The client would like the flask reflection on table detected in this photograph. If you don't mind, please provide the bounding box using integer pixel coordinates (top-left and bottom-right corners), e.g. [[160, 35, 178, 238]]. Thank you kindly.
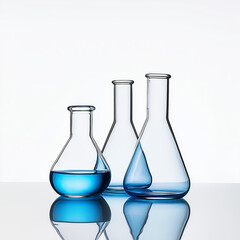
[[49, 196, 111, 240], [103, 193, 131, 240], [123, 198, 190, 240]]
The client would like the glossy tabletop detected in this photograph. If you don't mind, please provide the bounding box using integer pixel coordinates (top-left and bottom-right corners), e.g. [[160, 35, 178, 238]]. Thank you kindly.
[[0, 183, 239, 239]]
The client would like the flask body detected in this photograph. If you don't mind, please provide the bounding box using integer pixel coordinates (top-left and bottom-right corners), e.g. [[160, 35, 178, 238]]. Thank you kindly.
[[50, 105, 111, 198], [103, 80, 138, 193], [124, 74, 190, 199]]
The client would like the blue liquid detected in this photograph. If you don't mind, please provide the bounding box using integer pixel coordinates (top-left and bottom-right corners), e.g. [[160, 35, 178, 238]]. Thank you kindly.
[[50, 170, 111, 198], [124, 182, 189, 199], [124, 144, 152, 189], [124, 144, 189, 199]]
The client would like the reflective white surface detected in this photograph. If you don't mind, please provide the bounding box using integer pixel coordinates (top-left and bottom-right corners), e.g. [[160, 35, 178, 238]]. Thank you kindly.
[[0, 183, 239, 239]]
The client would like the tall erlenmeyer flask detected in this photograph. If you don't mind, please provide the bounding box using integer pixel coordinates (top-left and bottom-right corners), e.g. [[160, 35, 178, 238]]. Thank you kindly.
[[50, 196, 111, 240], [102, 80, 138, 193], [50, 105, 111, 198], [124, 74, 190, 199]]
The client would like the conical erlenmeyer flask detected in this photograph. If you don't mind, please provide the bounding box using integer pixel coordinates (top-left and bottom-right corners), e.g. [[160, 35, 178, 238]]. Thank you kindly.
[[50, 196, 111, 240], [123, 198, 190, 240], [124, 74, 190, 199], [50, 105, 111, 198], [102, 80, 138, 193]]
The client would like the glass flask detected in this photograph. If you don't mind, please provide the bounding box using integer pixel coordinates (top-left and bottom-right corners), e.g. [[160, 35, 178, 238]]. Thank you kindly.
[[102, 80, 138, 193], [102, 194, 131, 239], [50, 196, 111, 240], [124, 73, 190, 199], [123, 198, 190, 240], [50, 105, 111, 198]]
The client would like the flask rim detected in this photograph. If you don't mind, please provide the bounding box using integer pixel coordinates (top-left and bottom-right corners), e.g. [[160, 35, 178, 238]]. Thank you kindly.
[[112, 80, 134, 85], [145, 73, 171, 79], [67, 105, 96, 112]]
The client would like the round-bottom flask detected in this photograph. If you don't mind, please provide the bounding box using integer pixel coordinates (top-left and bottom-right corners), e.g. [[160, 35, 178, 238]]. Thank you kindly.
[[50, 105, 111, 198]]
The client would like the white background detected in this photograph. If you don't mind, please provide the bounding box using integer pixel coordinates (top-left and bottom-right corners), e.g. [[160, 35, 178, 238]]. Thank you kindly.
[[0, 0, 239, 182]]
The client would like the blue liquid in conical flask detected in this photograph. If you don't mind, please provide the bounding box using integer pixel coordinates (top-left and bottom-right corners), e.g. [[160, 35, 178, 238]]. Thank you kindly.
[[124, 144, 152, 190], [124, 144, 189, 199], [50, 170, 111, 198]]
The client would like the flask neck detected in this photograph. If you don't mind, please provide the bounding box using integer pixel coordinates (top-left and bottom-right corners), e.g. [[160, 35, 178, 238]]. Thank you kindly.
[[113, 81, 134, 122], [147, 77, 170, 120], [70, 112, 92, 137]]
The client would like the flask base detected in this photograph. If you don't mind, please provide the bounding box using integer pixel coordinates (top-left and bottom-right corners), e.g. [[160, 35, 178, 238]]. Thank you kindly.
[[124, 189, 188, 199], [124, 181, 190, 199], [105, 185, 126, 194]]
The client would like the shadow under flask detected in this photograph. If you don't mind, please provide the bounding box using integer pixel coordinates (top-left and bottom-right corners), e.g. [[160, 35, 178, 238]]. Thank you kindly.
[[124, 74, 190, 199], [102, 80, 138, 193], [50, 105, 111, 198]]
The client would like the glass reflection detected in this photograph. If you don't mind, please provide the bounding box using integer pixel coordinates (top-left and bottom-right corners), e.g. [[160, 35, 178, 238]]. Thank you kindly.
[[102, 193, 131, 240], [50, 196, 111, 240], [123, 198, 190, 240]]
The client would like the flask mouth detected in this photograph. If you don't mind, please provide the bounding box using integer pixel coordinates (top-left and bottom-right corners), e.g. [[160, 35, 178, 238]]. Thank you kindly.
[[67, 105, 96, 112], [112, 80, 134, 85], [145, 73, 171, 79]]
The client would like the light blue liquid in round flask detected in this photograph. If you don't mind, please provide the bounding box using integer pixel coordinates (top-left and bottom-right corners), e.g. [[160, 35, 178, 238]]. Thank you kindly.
[[124, 74, 190, 199], [50, 170, 110, 197], [50, 105, 111, 198]]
